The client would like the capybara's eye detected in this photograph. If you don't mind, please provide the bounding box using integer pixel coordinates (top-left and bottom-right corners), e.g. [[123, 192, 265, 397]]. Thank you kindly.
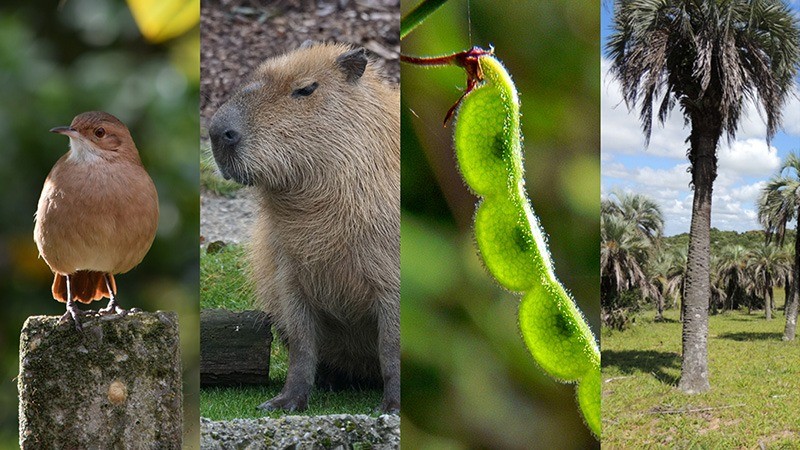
[[292, 82, 319, 98]]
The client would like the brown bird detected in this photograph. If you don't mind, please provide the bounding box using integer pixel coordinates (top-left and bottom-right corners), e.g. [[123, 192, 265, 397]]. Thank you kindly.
[[34, 111, 159, 330]]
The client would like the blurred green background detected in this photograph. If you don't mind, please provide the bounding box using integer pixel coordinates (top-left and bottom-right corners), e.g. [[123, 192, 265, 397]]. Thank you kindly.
[[0, 0, 199, 447], [400, 0, 600, 447]]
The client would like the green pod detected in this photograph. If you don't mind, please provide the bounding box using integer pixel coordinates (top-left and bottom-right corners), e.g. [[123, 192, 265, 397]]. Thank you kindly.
[[454, 56, 524, 197], [474, 193, 552, 292], [424, 49, 601, 438], [577, 367, 601, 437], [519, 280, 599, 382]]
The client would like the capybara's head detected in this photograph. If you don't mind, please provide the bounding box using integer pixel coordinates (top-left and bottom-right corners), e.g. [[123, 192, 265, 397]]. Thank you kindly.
[[209, 42, 381, 190]]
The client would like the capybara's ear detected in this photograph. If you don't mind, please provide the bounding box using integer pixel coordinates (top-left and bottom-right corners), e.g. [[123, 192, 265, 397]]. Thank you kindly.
[[335, 48, 367, 83], [299, 40, 314, 49]]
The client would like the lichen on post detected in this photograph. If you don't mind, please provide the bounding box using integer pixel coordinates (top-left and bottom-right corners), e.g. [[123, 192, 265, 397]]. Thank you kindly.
[[18, 311, 182, 449]]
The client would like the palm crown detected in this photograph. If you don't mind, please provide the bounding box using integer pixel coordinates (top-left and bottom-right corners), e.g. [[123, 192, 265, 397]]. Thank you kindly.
[[607, 0, 799, 145]]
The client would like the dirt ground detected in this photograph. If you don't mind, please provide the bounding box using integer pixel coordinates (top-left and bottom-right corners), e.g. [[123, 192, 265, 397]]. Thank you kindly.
[[200, 0, 400, 123], [200, 0, 400, 245]]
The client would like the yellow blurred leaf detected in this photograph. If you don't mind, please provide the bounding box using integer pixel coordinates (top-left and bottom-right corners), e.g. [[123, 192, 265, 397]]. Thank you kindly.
[[127, 0, 199, 43], [170, 27, 200, 84]]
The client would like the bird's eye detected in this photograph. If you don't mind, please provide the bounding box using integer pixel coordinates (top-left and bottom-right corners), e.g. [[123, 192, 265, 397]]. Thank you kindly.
[[94, 127, 106, 138], [292, 82, 319, 98]]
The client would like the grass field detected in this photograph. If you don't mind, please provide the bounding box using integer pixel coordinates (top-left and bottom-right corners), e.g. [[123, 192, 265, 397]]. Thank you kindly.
[[200, 244, 382, 420], [602, 294, 799, 448]]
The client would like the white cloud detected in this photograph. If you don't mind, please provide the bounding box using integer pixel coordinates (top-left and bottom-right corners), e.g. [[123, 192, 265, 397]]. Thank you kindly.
[[729, 181, 767, 203], [718, 139, 780, 178], [782, 89, 800, 136], [602, 161, 765, 235]]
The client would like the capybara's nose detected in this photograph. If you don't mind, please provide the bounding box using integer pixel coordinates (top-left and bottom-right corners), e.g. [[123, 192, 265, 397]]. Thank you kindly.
[[209, 104, 243, 154], [209, 122, 241, 153], [220, 128, 241, 147]]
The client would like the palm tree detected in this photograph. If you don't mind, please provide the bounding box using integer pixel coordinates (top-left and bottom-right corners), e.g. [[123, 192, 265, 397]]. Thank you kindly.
[[666, 245, 689, 319], [646, 252, 672, 321], [758, 152, 800, 339], [715, 245, 750, 312], [747, 243, 791, 320], [600, 213, 655, 316], [603, 192, 665, 245], [607, 0, 800, 393], [709, 262, 728, 316]]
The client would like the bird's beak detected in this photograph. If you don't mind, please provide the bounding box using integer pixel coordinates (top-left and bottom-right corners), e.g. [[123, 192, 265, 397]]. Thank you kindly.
[[49, 126, 78, 138]]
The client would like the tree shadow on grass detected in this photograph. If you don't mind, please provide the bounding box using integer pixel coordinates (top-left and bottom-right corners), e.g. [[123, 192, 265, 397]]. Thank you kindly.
[[716, 331, 783, 341], [653, 317, 680, 324], [602, 350, 680, 386], [724, 316, 758, 322]]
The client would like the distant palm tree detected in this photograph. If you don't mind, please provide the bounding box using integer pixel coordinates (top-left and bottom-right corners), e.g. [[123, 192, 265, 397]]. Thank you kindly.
[[601, 213, 655, 315], [716, 245, 750, 312], [603, 192, 664, 245], [646, 253, 672, 321], [758, 152, 800, 339], [608, 0, 800, 393], [746, 243, 791, 320], [709, 262, 728, 317]]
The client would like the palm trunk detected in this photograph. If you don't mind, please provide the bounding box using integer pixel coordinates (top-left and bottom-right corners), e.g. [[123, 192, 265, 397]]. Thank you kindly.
[[741, 285, 750, 314], [765, 280, 772, 321], [784, 215, 800, 340], [656, 292, 664, 321], [678, 113, 718, 394]]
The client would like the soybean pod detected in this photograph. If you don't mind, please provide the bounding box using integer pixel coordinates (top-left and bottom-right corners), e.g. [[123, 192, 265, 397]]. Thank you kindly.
[[404, 48, 601, 437]]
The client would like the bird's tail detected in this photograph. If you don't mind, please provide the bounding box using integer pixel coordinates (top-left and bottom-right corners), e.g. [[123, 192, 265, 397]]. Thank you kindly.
[[52, 271, 116, 304]]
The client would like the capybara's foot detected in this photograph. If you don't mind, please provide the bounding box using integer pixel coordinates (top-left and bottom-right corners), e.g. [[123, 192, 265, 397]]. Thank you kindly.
[[379, 396, 400, 414], [257, 393, 308, 412]]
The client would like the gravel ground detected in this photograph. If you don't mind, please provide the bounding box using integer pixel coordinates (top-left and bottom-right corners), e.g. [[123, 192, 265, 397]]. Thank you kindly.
[[200, 414, 400, 449], [201, 0, 400, 123], [200, 186, 257, 245]]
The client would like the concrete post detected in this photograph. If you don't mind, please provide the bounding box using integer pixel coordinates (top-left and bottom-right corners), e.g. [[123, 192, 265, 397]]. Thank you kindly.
[[18, 311, 182, 449]]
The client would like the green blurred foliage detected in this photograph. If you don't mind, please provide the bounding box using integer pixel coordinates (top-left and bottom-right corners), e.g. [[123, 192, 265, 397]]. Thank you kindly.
[[667, 228, 785, 252], [0, 0, 199, 447], [401, 0, 599, 448]]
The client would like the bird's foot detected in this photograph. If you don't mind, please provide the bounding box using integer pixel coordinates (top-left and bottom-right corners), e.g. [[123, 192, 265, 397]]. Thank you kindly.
[[59, 305, 85, 332], [98, 298, 129, 317]]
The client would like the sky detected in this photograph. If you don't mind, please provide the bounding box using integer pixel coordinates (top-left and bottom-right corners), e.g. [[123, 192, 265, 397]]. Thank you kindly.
[[601, 2, 800, 236]]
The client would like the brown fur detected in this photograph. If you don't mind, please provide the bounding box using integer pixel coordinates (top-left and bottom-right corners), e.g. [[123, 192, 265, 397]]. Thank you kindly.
[[209, 43, 400, 412]]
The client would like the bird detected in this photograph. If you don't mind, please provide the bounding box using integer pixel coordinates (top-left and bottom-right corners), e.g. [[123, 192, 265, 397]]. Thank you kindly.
[[34, 111, 159, 331]]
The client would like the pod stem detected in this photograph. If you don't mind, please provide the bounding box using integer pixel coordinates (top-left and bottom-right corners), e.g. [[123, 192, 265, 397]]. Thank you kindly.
[[401, 46, 495, 125]]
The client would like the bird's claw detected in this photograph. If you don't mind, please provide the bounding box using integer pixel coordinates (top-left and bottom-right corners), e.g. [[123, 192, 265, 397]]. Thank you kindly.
[[98, 299, 128, 317], [59, 307, 85, 332]]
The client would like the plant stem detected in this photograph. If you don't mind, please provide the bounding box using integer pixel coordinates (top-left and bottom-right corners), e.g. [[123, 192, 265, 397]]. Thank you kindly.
[[400, 0, 449, 40]]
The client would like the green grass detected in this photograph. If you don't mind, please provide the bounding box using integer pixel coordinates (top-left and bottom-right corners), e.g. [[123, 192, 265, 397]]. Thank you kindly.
[[200, 149, 242, 197], [201, 385, 383, 420], [200, 244, 253, 311], [602, 296, 799, 448], [200, 244, 383, 420]]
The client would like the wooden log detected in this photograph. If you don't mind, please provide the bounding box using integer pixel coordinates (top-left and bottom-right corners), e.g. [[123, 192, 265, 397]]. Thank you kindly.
[[18, 311, 182, 449], [200, 309, 272, 386]]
